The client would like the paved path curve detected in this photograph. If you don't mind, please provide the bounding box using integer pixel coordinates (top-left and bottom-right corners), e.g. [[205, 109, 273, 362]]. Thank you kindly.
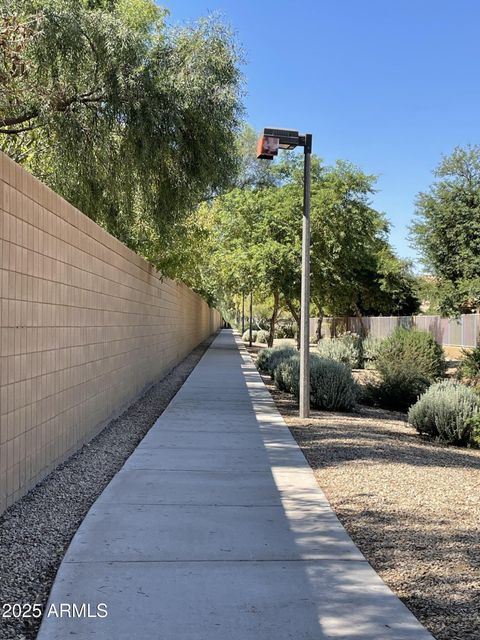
[[38, 330, 433, 639]]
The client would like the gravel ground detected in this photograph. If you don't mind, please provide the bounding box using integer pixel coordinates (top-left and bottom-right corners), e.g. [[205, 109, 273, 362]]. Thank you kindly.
[[248, 346, 480, 640], [0, 335, 216, 640]]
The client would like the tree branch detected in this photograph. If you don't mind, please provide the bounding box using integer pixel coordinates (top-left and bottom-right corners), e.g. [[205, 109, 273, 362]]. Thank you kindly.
[[0, 93, 105, 129]]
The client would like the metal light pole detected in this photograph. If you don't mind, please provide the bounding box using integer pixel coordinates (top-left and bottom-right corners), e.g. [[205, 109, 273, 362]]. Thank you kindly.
[[257, 128, 312, 418], [249, 292, 253, 347], [242, 293, 245, 335], [299, 134, 312, 418]]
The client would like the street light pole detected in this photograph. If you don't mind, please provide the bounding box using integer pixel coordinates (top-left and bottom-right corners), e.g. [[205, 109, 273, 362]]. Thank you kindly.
[[299, 134, 312, 418], [242, 293, 245, 335], [249, 292, 253, 348], [257, 128, 312, 418]]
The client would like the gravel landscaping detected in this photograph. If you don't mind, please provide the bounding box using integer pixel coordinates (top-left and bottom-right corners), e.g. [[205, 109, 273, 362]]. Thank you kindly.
[[252, 352, 480, 640], [0, 335, 216, 640]]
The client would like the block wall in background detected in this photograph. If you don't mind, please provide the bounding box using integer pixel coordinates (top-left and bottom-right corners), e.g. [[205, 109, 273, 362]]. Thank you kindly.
[[0, 151, 221, 513]]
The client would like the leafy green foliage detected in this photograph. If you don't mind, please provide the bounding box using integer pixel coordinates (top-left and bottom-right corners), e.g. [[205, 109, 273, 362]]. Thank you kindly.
[[316, 334, 363, 368], [274, 354, 319, 395], [256, 329, 268, 344], [242, 329, 257, 342], [274, 354, 356, 411], [256, 345, 296, 378], [0, 0, 243, 254], [376, 328, 446, 382], [362, 336, 384, 369], [276, 323, 296, 339], [466, 413, 480, 447], [364, 365, 430, 412], [310, 358, 357, 411], [408, 380, 480, 445], [457, 347, 480, 380], [411, 145, 480, 315]]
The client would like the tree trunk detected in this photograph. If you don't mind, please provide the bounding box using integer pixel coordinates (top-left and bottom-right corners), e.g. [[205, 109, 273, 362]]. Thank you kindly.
[[268, 291, 280, 347], [285, 298, 301, 349], [330, 317, 336, 338], [313, 299, 323, 343], [352, 303, 367, 337], [316, 314, 323, 342]]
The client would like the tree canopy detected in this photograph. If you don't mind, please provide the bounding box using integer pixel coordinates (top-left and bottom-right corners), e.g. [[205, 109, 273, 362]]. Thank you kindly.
[[0, 0, 243, 246], [411, 145, 480, 315], [165, 149, 419, 337]]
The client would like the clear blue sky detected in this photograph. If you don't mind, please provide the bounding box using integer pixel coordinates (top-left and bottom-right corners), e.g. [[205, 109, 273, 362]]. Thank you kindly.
[[164, 0, 479, 264]]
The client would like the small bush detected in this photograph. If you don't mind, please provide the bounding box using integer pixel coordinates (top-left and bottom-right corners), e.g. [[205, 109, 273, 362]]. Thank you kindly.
[[274, 354, 320, 394], [256, 329, 269, 344], [457, 347, 480, 380], [257, 345, 297, 378], [376, 328, 446, 381], [408, 380, 480, 445], [317, 333, 362, 369], [362, 337, 384, 369], [242, 329, 257, 343], [310, 358, 357, 411], [256, 347, 273, 373], [277, 323, 296, 339], [275, 355, 356, 411], [467, 414, 480, 447], [365, 366, 430, 412]]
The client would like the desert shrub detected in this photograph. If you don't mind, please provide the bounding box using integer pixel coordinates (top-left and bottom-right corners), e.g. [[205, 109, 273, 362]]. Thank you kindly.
[[256, 347, 273, 372], [362, 337, 384, 369], [365, 364, 430, 412], [277, 322, 296, 339], [457, 347, 480, 380], [274, 354, 319, 394], [408, 380, 480, 445], [242, 329, 257, 343], [310, 358, 357, 410], [317, 333, 362, 369], [466, 414, 480, 447], [376, 328, 446, 381], [256, 329, 269, 344], [258, 345, 297, 378], [276, 326, 286, 339], [275, 355, 356, 411]]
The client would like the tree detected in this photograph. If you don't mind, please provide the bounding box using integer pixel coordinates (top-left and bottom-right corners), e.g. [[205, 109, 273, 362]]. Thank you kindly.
[[411, 145, 480, 315], [0, 0, 243, 249], [198, 152, 417, 344]]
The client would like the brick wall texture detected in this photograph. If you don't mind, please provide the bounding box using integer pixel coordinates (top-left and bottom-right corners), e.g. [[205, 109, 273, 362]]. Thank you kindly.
[[0, 151, 221, 514]]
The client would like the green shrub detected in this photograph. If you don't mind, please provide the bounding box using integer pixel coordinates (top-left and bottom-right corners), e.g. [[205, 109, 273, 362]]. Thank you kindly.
[[317, 333, 362, 369], [275, 354, 356, 411], [362, 337, 384, 369], [310, 358, 357, 411], [256, 347, 273, 373], [365, 365, 430, 412], [457, 347, 480, 380], [274, 354, 319, 394], [242, 329, 257, 343], [466, 414, 480, 447], [256, 329, 269, 344], [408, 380, 480, 445], [376, 328, 446, 381], [277, 323, 296, 339], [257, 345, 297, 378]]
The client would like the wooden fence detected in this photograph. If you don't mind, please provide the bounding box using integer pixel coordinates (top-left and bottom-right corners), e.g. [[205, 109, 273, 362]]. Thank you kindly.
[[311, 314, 480, 348]]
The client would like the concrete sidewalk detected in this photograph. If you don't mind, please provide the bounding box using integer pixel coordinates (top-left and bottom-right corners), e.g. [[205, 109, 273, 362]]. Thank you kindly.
[[38, 330, 433, 639]]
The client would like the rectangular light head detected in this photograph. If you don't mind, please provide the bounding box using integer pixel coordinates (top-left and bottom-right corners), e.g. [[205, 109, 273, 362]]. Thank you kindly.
[[256, 135, 279, 160], [264, 127, 300, 150], [264, 127, 299, 138]]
